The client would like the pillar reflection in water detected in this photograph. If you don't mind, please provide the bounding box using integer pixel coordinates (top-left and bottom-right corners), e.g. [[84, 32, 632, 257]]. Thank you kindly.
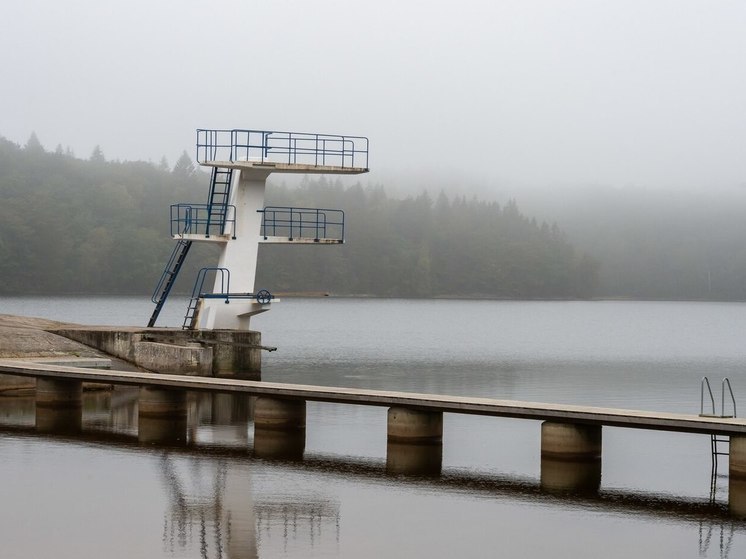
[[540, 421, 602, 494], [190, 393, 253, 446], [138, 387, 187, 445], [253, 397, 305, 460], [540, 457, 602, 494], [386, 442, 442, 476], [35, 378, 82, 434], [0, 395, 35, 427], [386, 407, 443, 476]]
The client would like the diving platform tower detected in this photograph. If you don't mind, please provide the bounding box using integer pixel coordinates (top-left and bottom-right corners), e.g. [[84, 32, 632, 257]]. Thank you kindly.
[[148, 129, 369, 330]]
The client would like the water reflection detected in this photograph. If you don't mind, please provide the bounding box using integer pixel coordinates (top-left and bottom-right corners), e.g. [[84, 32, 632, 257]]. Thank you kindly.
[[160, 455, 257, 558], [386, 441, 442, 476], [255, 500, 340, 554], [540, 457, 602, 495], [700, 520, 737, 558]]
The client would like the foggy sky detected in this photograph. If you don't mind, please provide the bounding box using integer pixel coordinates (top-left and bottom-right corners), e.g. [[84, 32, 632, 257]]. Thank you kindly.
[[2, 0, 745, 190]]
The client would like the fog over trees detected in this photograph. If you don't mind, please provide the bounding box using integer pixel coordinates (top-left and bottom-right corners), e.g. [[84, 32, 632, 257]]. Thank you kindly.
[[1, 135, 745, 301]]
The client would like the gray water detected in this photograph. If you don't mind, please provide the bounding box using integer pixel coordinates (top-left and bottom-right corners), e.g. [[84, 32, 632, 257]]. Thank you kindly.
[[1, 296, 745, 558]]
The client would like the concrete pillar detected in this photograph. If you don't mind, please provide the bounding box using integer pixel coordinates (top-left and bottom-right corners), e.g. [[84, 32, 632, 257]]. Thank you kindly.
[[387, 407, 442, 444], [729, 435, 746, 518], [541, 421, 601, 460], [253, 397, 305, 459], [540, 421, 602, 494], [35, 378, 82, 434], [386, 407, 443, 475], [138, 387, 188, 445], [200, 330, 262, 379]]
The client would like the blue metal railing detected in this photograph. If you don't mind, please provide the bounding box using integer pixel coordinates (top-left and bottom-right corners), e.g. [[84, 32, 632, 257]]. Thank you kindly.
[[183, 267, 231, 329], [196, 129, 369, 170], [260, 206, 345, 242], [170, 204, 236, 238]]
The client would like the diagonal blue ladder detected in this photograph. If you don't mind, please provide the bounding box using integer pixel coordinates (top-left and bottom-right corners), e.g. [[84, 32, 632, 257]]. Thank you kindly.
[[204, 167, 234, 237], [148, 240, 193, 327]]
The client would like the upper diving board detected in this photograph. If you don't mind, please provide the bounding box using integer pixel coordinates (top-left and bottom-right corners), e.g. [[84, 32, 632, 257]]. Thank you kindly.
[[196, 129, 369, 175]]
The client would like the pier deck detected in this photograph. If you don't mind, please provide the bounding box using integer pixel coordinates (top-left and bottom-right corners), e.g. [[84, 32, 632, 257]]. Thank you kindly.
[[1, 359, 744, 436]]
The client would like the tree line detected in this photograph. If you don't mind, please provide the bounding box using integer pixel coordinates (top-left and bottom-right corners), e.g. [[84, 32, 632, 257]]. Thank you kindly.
[[0, 134, 597, 298]]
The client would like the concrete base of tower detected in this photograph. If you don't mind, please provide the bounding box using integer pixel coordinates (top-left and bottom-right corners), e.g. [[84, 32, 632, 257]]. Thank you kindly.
[[51, 327, 264, 378]]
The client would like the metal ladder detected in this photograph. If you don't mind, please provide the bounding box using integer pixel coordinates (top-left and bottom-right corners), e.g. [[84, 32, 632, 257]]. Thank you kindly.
[[148, 239, 193, 327], [700, 377, 737, 501], [205, 167, 233, 237], [182, 268, 230, 330]]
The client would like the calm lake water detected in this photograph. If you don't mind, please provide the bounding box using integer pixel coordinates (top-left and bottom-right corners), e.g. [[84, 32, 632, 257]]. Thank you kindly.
[[1, 296, 745, 558]]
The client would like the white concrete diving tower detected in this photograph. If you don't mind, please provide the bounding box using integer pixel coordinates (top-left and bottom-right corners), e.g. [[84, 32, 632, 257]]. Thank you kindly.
[[148, 129, 368, 331]]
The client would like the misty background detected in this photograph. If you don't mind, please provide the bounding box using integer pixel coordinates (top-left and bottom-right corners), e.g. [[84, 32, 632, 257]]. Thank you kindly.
[[1, 1, 746, 300]]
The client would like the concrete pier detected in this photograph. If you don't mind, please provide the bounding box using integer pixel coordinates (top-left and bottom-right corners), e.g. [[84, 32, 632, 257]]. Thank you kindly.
[[386, 407, 443, 475], [253, 397, 306, 459], [540, 421, 602, 460], [35, 378, 82, 433], [8, 358, 746, 514], [540, 421, 602, 493], [387, 407, 443, 444], [138, 387, 188, 444]]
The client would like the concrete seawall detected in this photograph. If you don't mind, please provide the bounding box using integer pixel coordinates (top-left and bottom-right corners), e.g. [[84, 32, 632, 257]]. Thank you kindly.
[[52, 327, 262, 377], [0, 314, 264, 388]]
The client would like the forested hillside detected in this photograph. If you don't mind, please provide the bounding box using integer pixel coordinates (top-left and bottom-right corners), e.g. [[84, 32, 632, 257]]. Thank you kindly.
[[517, 185, 746, 301], [0, 136, 597, 298]]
